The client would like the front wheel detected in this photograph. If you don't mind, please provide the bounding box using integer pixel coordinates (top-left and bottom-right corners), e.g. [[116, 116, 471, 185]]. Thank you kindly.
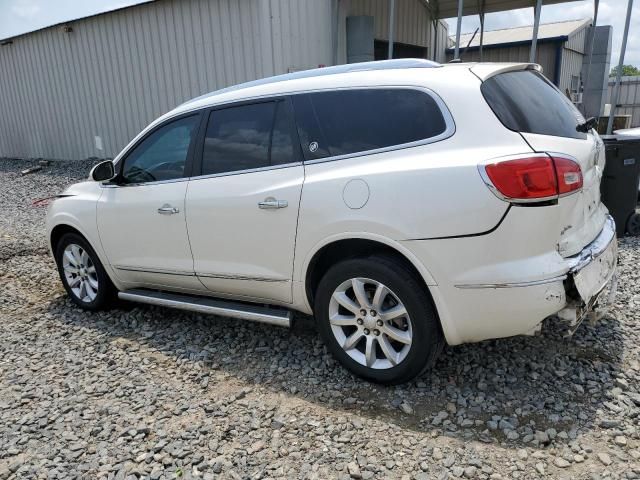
[[314, 255, 444, 384], [55, 232, 116, 310]]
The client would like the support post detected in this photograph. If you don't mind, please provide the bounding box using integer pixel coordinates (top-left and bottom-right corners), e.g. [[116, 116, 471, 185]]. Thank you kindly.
[[454, 0, 464, 60], [581, 0, 599, 115], [479, 17, 485, 60], [388, 0, 395, 59], [432, 19, 438, 61], [477, 0, 485, 61], [607, 0, 633, 134], [529, 0, 542, 63]]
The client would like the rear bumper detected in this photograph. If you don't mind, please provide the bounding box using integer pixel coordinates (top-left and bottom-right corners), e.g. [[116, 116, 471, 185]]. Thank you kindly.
[[565, 214, 617, 303], [404, 215, 618, 345]]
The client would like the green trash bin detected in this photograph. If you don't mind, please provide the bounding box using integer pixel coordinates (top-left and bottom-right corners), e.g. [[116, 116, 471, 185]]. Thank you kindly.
[[600, 135, 640, 236]]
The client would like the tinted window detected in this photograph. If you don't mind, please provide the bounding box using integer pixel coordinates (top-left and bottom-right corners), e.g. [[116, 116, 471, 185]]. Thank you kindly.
[[201, 100, 296, 175], [481, 70, 586, 140], [121, 115, 200, 184], [292, 89, 447, 159]]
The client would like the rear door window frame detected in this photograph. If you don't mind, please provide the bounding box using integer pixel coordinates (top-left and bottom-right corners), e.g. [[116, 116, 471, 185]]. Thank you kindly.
[[191, 96, 303, 179]]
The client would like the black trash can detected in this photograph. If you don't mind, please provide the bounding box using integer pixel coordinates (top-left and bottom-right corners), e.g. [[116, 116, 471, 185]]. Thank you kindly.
[[600, 135, 640, 236]]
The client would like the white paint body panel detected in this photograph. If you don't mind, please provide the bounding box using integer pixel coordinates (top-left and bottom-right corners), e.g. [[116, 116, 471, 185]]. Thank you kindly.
[[46, 62, 617, 347], [96, 182, 206, 292], [185, 166, 304, 303]]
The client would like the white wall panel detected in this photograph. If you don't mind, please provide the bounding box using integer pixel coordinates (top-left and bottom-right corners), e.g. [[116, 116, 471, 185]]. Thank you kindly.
[[0, 0, 333, 160], [348, 0, 432, 47]]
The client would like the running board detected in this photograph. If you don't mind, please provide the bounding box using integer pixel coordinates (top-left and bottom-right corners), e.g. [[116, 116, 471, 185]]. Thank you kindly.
[[118, 289, 292, 327]]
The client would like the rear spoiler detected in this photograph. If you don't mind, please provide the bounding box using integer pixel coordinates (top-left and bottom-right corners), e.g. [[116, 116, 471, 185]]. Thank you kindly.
[[470, 63, 542, 82]]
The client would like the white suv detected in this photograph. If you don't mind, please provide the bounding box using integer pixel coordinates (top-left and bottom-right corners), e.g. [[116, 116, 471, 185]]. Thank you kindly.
[[47, 59, 618, 384]]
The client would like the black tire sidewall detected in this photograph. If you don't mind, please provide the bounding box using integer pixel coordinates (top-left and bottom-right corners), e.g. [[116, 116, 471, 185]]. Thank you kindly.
[[54, 232, 114, 311], [314, 256, 442, 384]]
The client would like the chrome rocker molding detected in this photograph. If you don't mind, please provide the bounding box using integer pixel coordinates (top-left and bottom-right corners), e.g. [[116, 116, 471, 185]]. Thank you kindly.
[[118, 289, 292, 327]]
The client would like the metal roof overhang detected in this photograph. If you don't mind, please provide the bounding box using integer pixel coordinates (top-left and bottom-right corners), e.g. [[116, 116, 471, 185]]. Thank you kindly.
[[432, 0, 575, 19]]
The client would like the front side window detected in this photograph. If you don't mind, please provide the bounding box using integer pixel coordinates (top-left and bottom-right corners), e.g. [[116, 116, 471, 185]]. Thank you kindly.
[[121, 114, 200, 184], [292, 88, 448, 160], [201, 100, 297, 176]]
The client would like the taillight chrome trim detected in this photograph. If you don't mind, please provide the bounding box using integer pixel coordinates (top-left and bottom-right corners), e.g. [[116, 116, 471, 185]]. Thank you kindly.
[[477, 153, 558, 204], [478, 152, 583, 204]]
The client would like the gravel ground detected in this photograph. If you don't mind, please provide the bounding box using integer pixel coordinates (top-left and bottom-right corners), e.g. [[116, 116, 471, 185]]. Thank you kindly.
[[1, 158, 639, 480]]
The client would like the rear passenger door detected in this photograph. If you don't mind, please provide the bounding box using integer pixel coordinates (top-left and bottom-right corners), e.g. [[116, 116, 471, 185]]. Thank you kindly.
[[185, 97, 304, 303]]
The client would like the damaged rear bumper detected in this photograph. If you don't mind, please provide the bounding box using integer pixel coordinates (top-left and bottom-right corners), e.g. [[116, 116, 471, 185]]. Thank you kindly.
[[557, 215, 618, 330]]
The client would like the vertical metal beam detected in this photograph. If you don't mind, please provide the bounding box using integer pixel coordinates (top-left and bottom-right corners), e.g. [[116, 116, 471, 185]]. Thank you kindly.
[[432, 19, 439, 61], [529, 0, 542, 63], [478, 0, 485, 62], [607, 0, 634, 134], [388, 0, 395, 59], [454, 0, 464, 60], [581, 0, 599, 115]]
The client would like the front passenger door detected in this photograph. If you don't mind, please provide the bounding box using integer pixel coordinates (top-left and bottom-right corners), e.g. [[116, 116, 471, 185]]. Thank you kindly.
[[97, 113, 206, 292]]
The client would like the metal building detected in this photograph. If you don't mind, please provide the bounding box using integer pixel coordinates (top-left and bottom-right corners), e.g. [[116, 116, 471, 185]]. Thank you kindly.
[[0, 0, 448, 161], [447, 19, 589, 93], [606, 76, 640, 128]]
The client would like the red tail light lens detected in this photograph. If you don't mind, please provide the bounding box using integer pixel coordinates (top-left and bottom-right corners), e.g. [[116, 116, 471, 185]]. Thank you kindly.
[[483, 154, 582, 202]]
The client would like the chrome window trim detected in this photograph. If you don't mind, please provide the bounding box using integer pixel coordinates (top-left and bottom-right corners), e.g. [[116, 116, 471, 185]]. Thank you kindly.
[[113, 84, 455, 171], [102, 161, 304, 187], [101, 177, 190, 188], [189, 161, 303, 182]]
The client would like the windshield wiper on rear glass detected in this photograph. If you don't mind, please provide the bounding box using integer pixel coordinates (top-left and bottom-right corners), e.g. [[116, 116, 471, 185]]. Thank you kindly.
[[576, 117, 597, 133]]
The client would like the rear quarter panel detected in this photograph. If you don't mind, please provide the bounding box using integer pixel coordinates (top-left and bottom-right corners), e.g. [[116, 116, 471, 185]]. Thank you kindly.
[[293, 68, 532, 286]]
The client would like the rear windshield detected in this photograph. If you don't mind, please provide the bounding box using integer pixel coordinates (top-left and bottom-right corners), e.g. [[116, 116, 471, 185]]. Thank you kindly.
[[481, 70, 586, 140]]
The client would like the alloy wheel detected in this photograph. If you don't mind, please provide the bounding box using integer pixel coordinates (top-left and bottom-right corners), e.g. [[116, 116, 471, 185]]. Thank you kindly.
[[62, 243, 99, 303], [328, 277, 413, 369]]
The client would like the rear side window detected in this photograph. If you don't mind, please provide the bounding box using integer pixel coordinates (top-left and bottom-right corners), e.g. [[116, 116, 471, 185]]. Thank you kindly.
[[481, 70, 586, 140], [201, 100, 297, 176], [292, 88, 448, 160]]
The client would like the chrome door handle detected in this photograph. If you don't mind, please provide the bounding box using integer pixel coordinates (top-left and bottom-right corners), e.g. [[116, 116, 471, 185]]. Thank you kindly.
[[157, 204, 179, 215], [258, 198, 288, 209]]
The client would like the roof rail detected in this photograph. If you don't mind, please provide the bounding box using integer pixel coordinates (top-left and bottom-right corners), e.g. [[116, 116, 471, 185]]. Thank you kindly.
[[182, 58, 441, 106]]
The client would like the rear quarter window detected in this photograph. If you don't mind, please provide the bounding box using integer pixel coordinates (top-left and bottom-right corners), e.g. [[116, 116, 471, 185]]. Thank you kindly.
[[481, 70, 586, 140], [292, 88, 450, 160]]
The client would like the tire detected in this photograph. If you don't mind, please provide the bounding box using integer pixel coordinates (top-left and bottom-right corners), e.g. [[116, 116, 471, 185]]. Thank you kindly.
[[314, 254, 444, 384], [54, 232, 117, 311]]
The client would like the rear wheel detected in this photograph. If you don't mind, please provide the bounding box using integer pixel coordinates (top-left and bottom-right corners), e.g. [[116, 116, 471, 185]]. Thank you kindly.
[[314, 255, 444, 384], [55, 232, 116, 310]]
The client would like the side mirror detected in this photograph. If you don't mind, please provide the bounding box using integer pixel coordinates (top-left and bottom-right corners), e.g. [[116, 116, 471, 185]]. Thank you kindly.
[[90, 160, 115, 182]]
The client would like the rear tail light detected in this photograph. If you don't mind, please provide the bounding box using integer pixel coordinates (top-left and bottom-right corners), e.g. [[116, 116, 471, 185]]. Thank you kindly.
[[481, 154, 582, 203]]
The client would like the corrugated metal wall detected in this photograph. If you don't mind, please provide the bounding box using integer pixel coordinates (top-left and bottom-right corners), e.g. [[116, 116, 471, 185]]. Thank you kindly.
[[433, 20, 449, 63], [348, 0, 432, 48], [559, 48, 583, 94], [607, 76, 640, 127], [0, 0, 333, 160], [566, 25, 586, 54], [558, 23, 588, 95]]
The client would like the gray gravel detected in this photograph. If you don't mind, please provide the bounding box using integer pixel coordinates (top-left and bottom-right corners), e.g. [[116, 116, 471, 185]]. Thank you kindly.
[[1, 158, 640, 480]]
